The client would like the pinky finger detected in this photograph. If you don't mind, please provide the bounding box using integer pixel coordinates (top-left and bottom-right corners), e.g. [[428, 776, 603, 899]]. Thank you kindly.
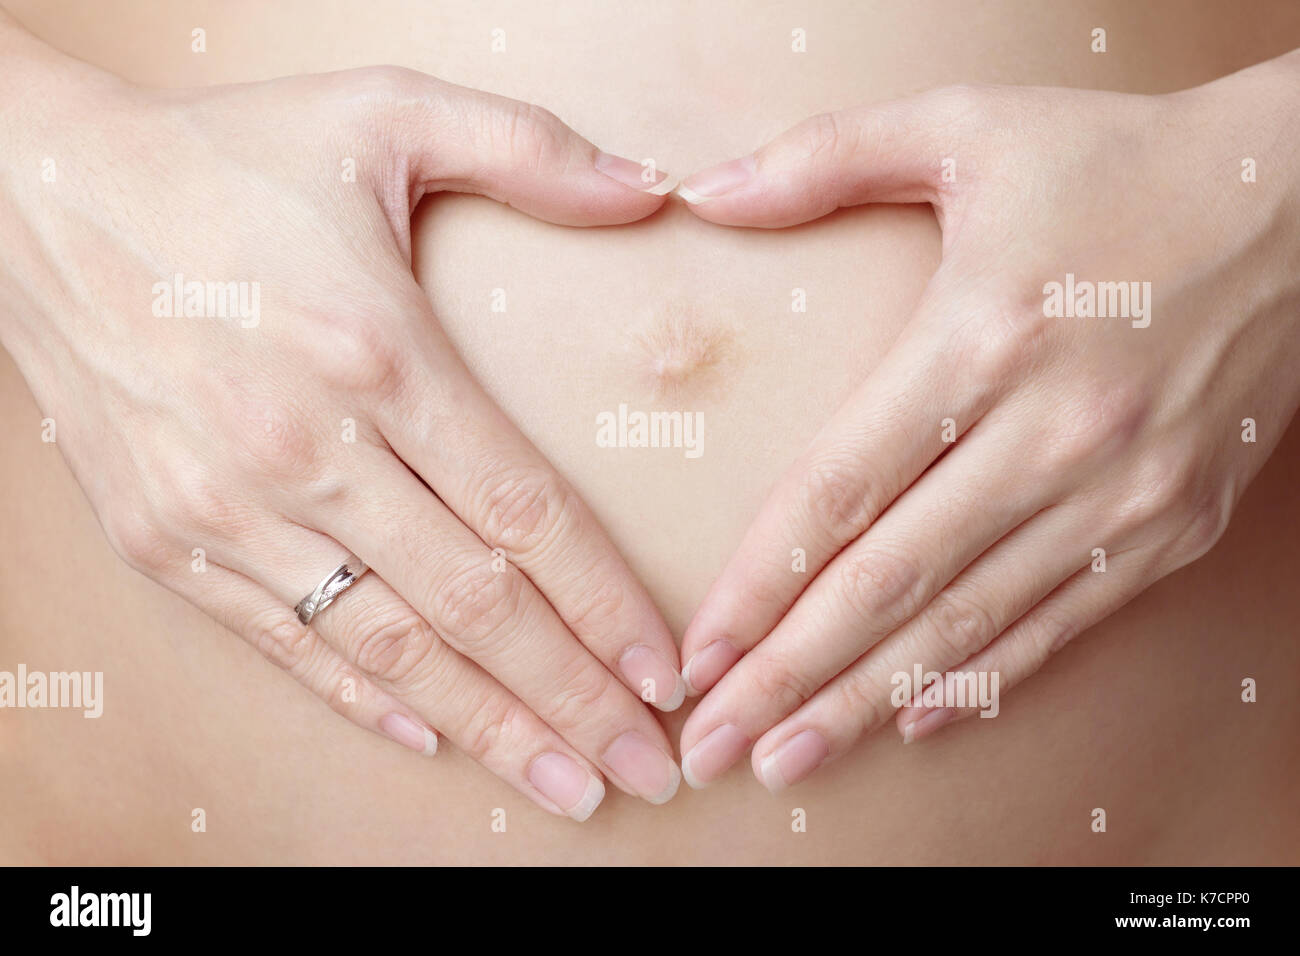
[[896, 549, 1159, 742], [168, 562, 440, 757]]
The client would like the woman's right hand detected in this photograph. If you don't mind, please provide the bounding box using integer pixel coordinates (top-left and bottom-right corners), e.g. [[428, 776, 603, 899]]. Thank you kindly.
[[0, 18, 684, 820]]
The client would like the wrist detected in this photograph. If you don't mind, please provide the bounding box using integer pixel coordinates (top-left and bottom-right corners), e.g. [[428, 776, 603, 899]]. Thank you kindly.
[[0, 10, 131, 146], [1208, 47, 1300, 182], [1245, 50, 1300, 276], [0, 12, 122, 358], [1179, 48, 1300, 262]]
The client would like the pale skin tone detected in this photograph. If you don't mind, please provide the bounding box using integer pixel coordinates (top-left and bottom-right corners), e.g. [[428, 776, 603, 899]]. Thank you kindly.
[[677, 58, 1300, 790], [0, 11, 688, 821], [3, 5, 1298, 825]]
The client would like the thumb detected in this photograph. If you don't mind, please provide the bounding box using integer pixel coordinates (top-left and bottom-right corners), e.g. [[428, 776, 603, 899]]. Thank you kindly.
[[676, 87, 977, 228], [378, 70, 674, 226]]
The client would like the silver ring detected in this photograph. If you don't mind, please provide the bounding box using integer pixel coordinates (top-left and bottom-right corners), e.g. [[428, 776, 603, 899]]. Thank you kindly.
[[295, 554, 369, 625]]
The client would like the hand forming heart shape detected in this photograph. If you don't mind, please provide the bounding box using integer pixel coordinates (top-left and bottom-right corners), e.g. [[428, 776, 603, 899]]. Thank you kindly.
[[5, 10, 1300, 818], [671, 69, 1300, 791]]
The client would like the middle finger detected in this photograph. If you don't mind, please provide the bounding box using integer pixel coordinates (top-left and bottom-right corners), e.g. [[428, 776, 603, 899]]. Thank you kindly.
[[679, 421, 1057, 787], [302, 445, 682, 805]]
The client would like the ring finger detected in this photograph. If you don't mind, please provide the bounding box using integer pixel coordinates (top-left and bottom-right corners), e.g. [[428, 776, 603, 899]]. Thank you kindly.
[[751, 501, 1101, 790], [216, 512, 680, 808], [679, 421, 1059, 787]]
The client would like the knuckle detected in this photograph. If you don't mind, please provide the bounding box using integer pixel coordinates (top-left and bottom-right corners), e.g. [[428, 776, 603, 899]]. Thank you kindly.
[[1047, 383, 1151, 472], [310, 314, 405, 400], [102, 509, 173, 574], [162, 472, 242, 536], [319, 68, 392, 145], [799, 110, 858, 164], [1162, 454, 1203, 502], [229, 396, 320, 476], [491, 99, 568, 174], [925, 590, 998, 662], [428, 560, 524, 644], [566, 574, 628, 639], [350, 64, 418, 97], [748, 654, 820, 715], [1121, 484, 1168, 530], [838, 544, 927, 624], [833, 672, 884, 731], [462, 694, 529, 764], [965, 309, 1038, 384], [544, 664, 618, 731], [478, 468, 570, 554], [351, 614, 439, 687], [943, 293, 1044, 389], [251, 617, 317, 673], [297, 469, 353, 510], [338, 65, 425, 120], [798, 455, 873, 542], [1121, 449, 1196, 528], [927, 84, 993, 131], [1025, 604, 1076, 659], [319, 663, 365, 717], [1173, 489, 1232, 565]]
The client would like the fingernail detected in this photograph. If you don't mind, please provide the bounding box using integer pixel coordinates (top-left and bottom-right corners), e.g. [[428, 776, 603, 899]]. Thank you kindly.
[[619, 644, 686, 712], [758, 729, 829, 793], [602, 731, 682, 805], [901, 707, 955, 744], [594, 151, 678, 195], [682, 640, 741, 696], [379, 712, 438, 756], [529, 752, 606, 822], [676, 155, 756, 204], [681, 723, 750, 789]]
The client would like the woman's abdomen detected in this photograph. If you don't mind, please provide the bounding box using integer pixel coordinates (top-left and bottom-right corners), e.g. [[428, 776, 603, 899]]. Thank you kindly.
[[2, 0, 1297, 864]]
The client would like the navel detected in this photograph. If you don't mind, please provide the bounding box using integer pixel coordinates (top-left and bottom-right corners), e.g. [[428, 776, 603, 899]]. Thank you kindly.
[[630, 308, 733, 399]]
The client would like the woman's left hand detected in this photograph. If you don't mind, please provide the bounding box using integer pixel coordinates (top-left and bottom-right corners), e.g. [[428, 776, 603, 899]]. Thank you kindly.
[[673, 51, 1300, 790]]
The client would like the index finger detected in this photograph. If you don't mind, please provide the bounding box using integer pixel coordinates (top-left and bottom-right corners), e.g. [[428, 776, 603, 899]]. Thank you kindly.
[[680, 302, 1003, 694], [373, 317, 686, 712]]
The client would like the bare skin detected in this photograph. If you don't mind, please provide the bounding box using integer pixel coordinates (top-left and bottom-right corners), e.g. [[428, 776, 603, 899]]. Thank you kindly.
[[1, 0, 1297, 864]]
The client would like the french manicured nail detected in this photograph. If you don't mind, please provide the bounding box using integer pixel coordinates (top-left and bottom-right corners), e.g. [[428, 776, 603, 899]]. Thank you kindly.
[[594, 151, 677, 195], [379, 712, 438, 756], [758, 730, 829, 793], [681, 640, 741, 696], [529, 752, 605, 822], [603, 731, 681, 805], [676, 155, 756, 204], [619, 644, 686, 712], [901, 707, 955, 744], [681, 723, 750, 789]]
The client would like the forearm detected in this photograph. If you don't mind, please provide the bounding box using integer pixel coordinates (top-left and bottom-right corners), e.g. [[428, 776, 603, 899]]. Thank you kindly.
[[1, 8, 66, 97], [1198, 46, 1300, 220], [0, 8, 125, 142], [1159, 46, 1300, 350], [0, 7, 130, 363]]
